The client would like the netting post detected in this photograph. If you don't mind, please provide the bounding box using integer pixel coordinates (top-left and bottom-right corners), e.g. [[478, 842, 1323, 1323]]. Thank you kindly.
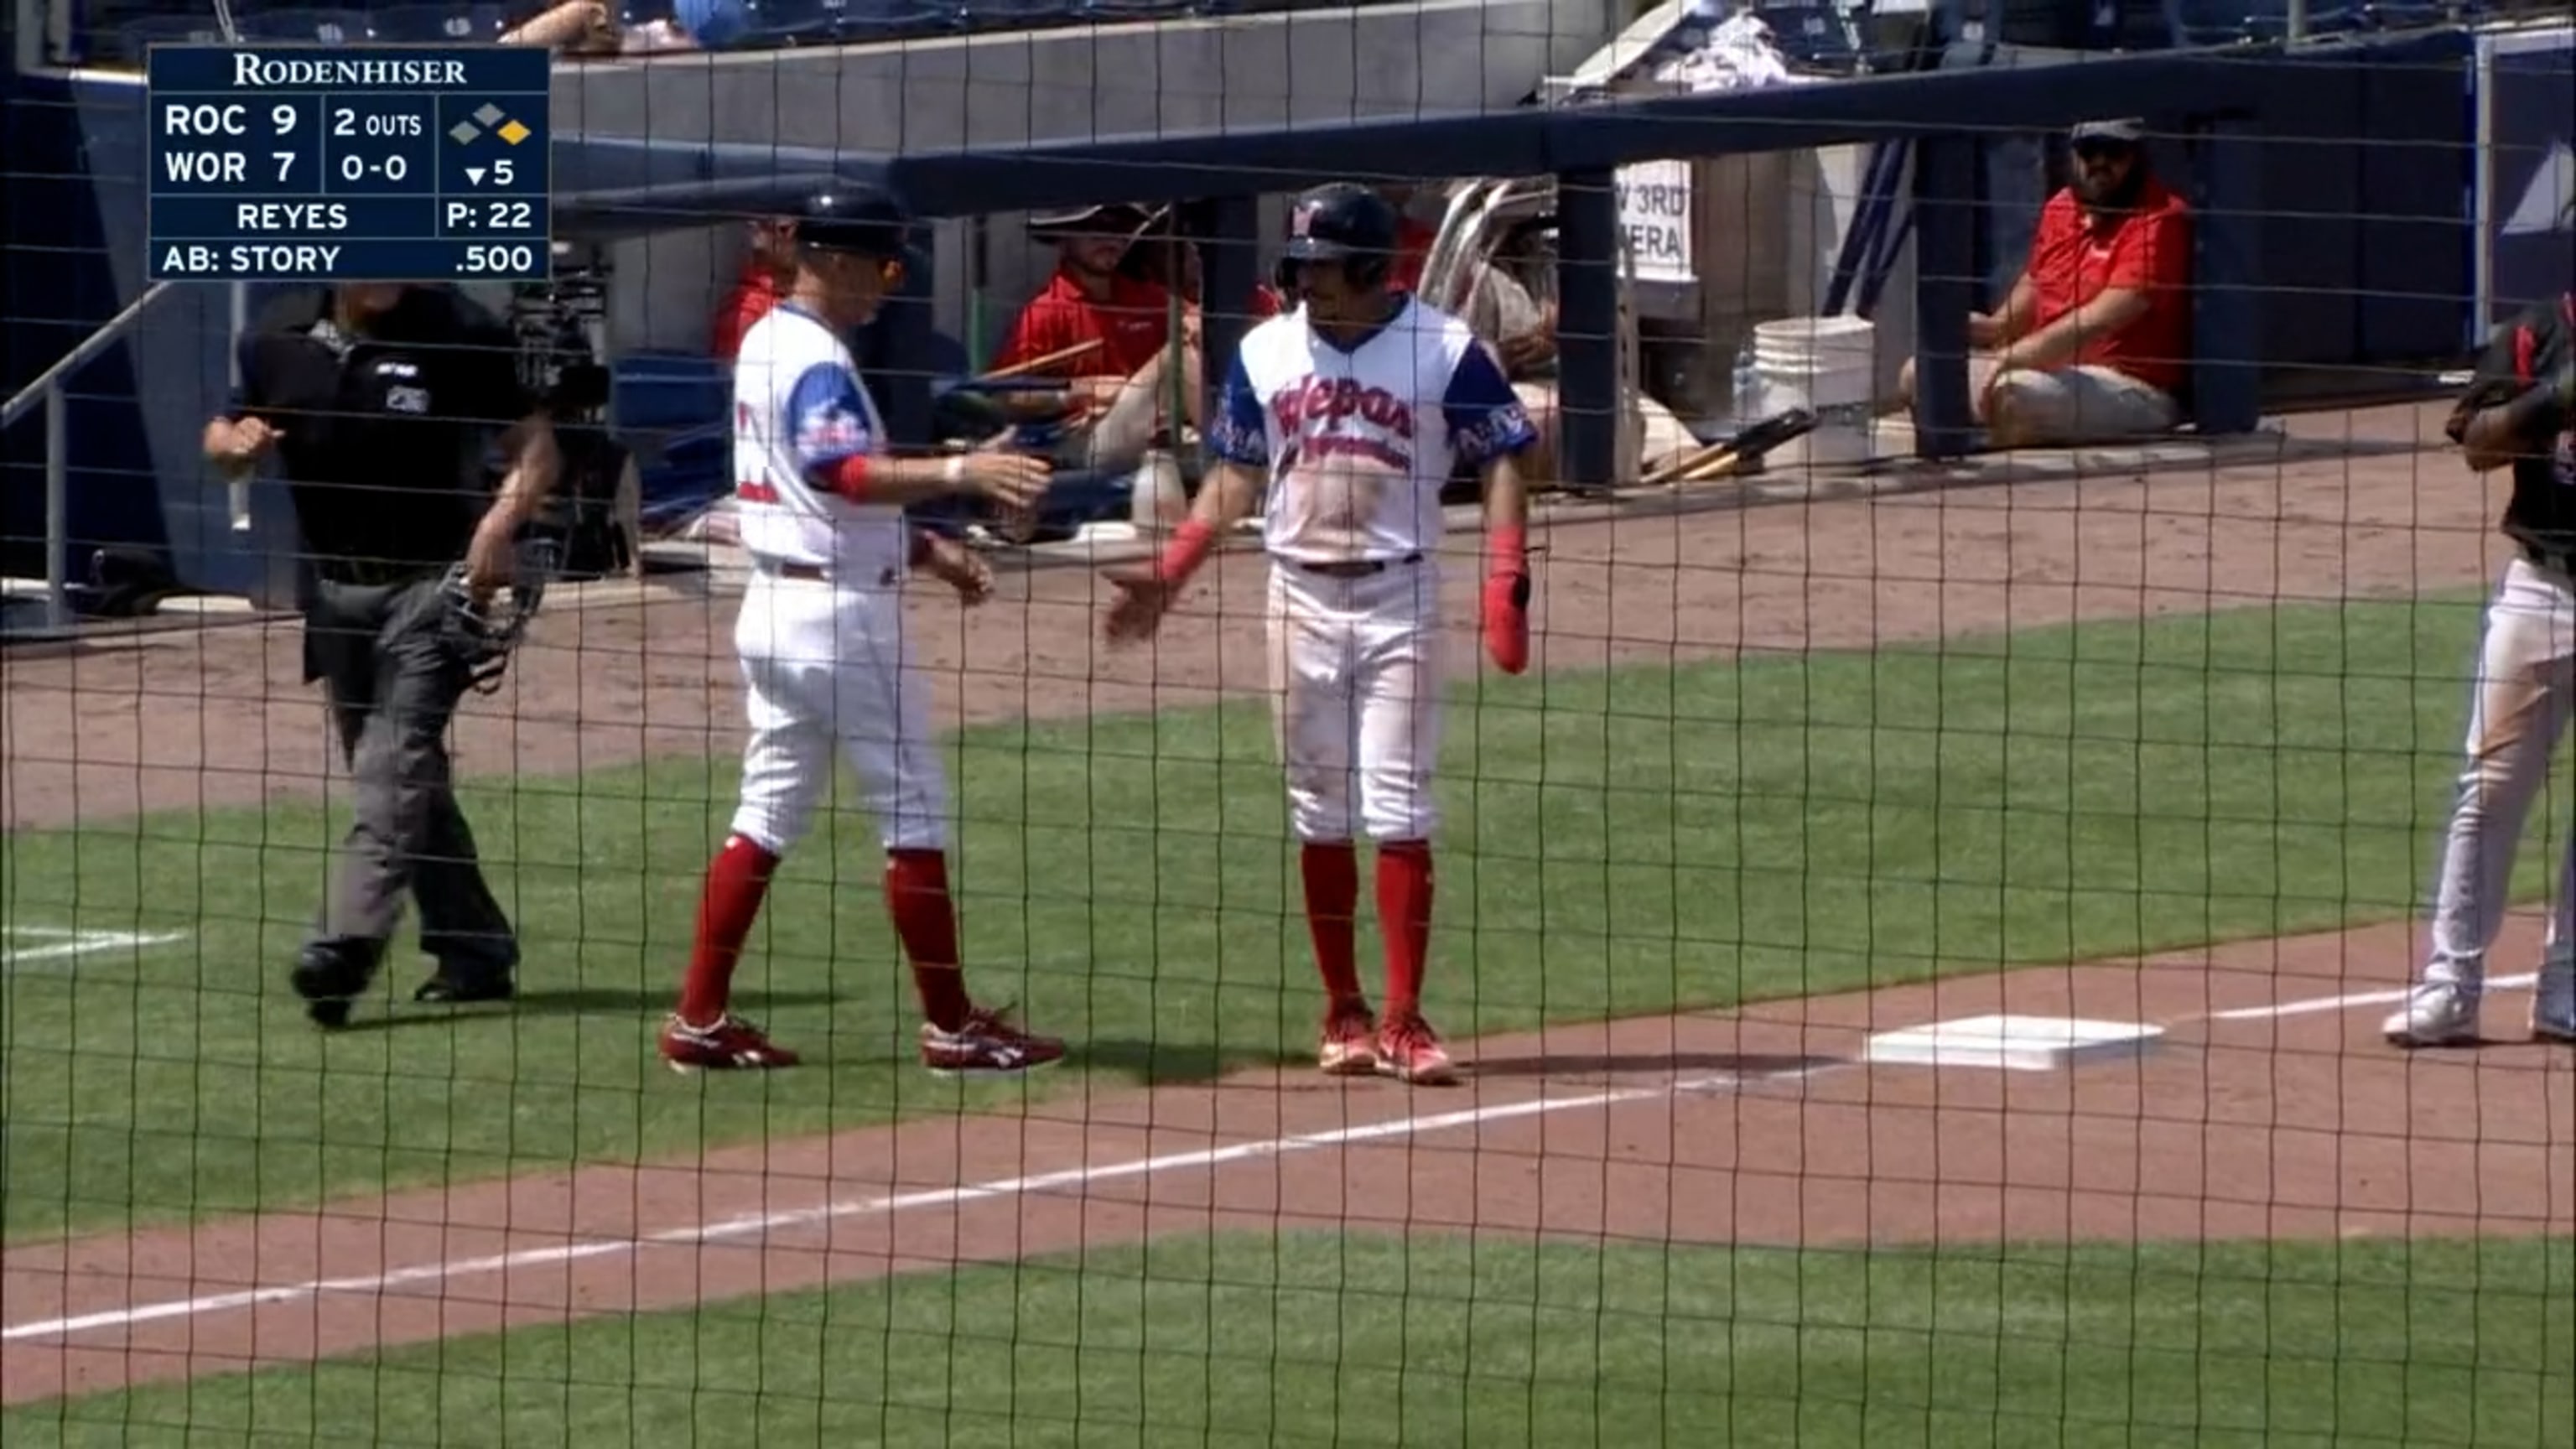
[[1553, 166, 1619, 493], [2189, 115, 2263, 437], [1201, 193, 1259, 431], [1909, 132, 1978, 460]]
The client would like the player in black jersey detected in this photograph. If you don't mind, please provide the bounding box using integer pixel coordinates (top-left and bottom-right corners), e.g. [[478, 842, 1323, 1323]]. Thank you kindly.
[[2384, 243, 2576, 1049]]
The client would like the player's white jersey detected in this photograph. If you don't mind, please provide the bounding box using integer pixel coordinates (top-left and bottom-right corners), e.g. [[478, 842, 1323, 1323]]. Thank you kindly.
[[1208, 295, 1537, 565], [730, 301, 909, 578]]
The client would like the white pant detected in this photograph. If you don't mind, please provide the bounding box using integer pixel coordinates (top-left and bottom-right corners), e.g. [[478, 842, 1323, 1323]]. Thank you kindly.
[[1266, 559, 1445, 843], [729, 569, 948, 855], [2422, 555, 2576, 989]]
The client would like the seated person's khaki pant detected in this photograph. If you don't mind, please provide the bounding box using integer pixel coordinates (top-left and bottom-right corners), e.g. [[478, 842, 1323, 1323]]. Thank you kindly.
[[1973, 357, 2179, 445]]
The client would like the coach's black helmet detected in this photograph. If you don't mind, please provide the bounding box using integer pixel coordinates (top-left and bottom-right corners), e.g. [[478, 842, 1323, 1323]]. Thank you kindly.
[[1280, 183, 1401, 288], [794, 184, 911, 257]]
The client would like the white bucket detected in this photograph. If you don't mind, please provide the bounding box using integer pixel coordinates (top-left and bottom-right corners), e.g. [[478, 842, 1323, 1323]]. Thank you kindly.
[[1750, 315, 1879, 468]]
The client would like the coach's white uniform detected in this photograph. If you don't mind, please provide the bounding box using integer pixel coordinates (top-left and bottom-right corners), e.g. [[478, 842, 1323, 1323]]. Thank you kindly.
[[726, 301, 945, 855], [1208, 295, 1537, 844]]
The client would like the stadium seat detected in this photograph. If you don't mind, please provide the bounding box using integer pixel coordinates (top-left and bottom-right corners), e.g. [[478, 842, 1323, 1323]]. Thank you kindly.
[[745, 0, 958, 41], [1756, 4, 1870, 75], [109, 14, 229, 65], [958, 0, 1078, 33], [368, 3, 511, 41], [2164, 0, 2366, 45], [231, 8, 373, 44], [843, 0, 963, 37]]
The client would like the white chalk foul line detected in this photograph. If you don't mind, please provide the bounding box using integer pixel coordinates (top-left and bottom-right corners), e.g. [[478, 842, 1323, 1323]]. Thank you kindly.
[[0, 928, 189, 971], [3, 963, 2521, 1345], [0, 1063, 1828, 1344], [2208, 972, 2538, 1022]]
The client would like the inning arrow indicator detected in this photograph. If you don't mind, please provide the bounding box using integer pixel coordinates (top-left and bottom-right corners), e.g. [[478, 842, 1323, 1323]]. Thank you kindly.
[[465, 167, 486, 185]]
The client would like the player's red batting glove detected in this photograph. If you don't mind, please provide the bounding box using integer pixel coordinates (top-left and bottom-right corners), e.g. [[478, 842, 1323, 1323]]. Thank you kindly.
[[1481, 522, 1530, 675], [1103, 516, 1218, 642]]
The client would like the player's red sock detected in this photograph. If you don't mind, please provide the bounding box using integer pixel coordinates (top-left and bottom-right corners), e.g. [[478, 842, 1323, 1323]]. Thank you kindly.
[[886, 849, 973, 1032], [1376, 840, 1434, 1018], [1300, 842, 1363, 1003], [677, 834, 778, 1026]]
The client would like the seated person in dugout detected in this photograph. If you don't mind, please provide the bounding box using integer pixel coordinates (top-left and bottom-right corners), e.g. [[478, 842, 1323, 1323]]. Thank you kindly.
[[1894, 117, 2194, 448], [989, 202, 1202, 477], [711, 216, 797, 362]]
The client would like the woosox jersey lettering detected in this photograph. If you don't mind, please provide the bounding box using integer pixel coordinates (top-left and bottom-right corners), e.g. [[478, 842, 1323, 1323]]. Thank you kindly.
[[1211, 294, 1535, 564]]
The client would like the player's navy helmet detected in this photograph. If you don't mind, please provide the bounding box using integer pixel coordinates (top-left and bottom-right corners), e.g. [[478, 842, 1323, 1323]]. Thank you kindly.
[[1280, 184, 1401, 286], [793, 185, 911, 258]]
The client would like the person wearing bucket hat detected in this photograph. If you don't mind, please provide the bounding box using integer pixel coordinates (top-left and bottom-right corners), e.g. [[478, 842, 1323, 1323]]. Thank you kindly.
[[661, 183, 1065, 1076], [1893, 115, 2194, 449], [989, 200, 1205, 475]]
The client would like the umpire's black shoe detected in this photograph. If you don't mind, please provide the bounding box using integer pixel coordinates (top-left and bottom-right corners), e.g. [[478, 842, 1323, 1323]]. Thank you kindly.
[[413, 969, 516, 1005], [291, 955, 369, 1030]]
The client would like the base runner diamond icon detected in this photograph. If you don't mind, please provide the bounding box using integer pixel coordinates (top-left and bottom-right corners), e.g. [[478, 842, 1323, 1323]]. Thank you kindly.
[[449, 122, 480, 145], [498, 120, 532, 146], [474, 103, 505, 127]]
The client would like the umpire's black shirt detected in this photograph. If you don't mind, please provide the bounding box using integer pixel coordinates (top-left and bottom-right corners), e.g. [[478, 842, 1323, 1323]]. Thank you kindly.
[[2447, 292, 2576, 558], [234, 286, 535, 579]]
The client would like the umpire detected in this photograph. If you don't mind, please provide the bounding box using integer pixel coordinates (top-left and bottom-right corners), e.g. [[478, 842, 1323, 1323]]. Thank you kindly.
[[203, 282, 560, 1027]]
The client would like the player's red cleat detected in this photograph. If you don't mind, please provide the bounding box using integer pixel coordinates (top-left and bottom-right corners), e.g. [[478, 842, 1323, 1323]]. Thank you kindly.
[[1318, 996, 1379, 1075], [660, 1014, 801, 1072], [920, 1005, 1067, 1077], [1374, 1011, 1458, 1086]]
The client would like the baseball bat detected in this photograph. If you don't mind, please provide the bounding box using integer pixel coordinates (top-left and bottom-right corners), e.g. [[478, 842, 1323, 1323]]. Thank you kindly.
[[977, 337, 1104, 383], [1666, 407, 1821, 486]]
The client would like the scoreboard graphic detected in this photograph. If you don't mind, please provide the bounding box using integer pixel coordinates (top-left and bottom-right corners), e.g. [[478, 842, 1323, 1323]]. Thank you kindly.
[[146, 45, 553, 283]]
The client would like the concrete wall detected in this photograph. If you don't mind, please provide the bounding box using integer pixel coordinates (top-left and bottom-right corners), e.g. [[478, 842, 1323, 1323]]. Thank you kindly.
[[552, 0, 1618, 357]]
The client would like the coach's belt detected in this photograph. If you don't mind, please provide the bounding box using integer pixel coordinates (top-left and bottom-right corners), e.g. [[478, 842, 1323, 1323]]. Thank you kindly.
[[1296, 553, 1424, 579], [759, 560, 901, 587], [2522, 542, 2575, 577]]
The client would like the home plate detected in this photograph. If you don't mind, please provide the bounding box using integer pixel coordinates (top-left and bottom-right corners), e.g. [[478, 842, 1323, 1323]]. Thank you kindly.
[[1862, 1015, 2165, 1072]]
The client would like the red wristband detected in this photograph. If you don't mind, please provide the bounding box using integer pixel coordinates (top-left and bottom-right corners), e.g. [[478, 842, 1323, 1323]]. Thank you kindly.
[[821, 453, 872, 502], [1487, 522, 1527, 577], [1156, 517, 1219, 584]]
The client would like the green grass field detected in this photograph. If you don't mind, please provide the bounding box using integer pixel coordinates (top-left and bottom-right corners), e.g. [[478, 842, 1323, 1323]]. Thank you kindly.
[[9, 1233, 2569, 1446], [4, 592, 2564, 1244]]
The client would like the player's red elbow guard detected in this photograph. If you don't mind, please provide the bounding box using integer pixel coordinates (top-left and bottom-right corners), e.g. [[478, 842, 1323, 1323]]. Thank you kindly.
[[1154, 517, 1219, 586], [1481, 522, 1531, 675], [820, 454, 873, 502]]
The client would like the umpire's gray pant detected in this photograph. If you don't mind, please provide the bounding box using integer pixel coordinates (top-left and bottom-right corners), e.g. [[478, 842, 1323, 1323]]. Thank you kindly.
[[298, 574, 516, 982]]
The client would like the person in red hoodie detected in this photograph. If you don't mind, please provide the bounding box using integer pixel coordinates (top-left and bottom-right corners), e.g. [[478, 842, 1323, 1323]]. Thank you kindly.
[[1896, 117, 2194, 448], [709, 217, 798, 361]]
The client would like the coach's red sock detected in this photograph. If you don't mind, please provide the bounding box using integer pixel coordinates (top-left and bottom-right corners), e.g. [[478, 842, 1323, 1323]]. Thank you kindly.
[[886, 849, 973, 1032], [1376, 840, 1435, 1019], [1300, 842, 1364, 1003], [677, 834, 778, 1026]]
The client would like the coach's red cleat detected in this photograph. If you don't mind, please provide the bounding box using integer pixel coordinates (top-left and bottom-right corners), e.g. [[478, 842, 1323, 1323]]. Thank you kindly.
[[920, 1005, 1067, 1078], [1318, 996, 1379, 1076], [660, 1014, 802, 1072], [1374, 1011, 1458, 1086]]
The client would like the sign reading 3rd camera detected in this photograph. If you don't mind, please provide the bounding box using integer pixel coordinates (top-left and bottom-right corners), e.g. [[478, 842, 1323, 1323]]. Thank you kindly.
[[146, 45, 552, 283]]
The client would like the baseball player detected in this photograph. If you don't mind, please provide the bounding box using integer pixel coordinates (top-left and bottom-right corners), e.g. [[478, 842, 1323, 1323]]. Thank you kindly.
[[2382, 269, 2576, 1048], [662, 186, 1067, 1075], [1101, 183, 1540, 1085]]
